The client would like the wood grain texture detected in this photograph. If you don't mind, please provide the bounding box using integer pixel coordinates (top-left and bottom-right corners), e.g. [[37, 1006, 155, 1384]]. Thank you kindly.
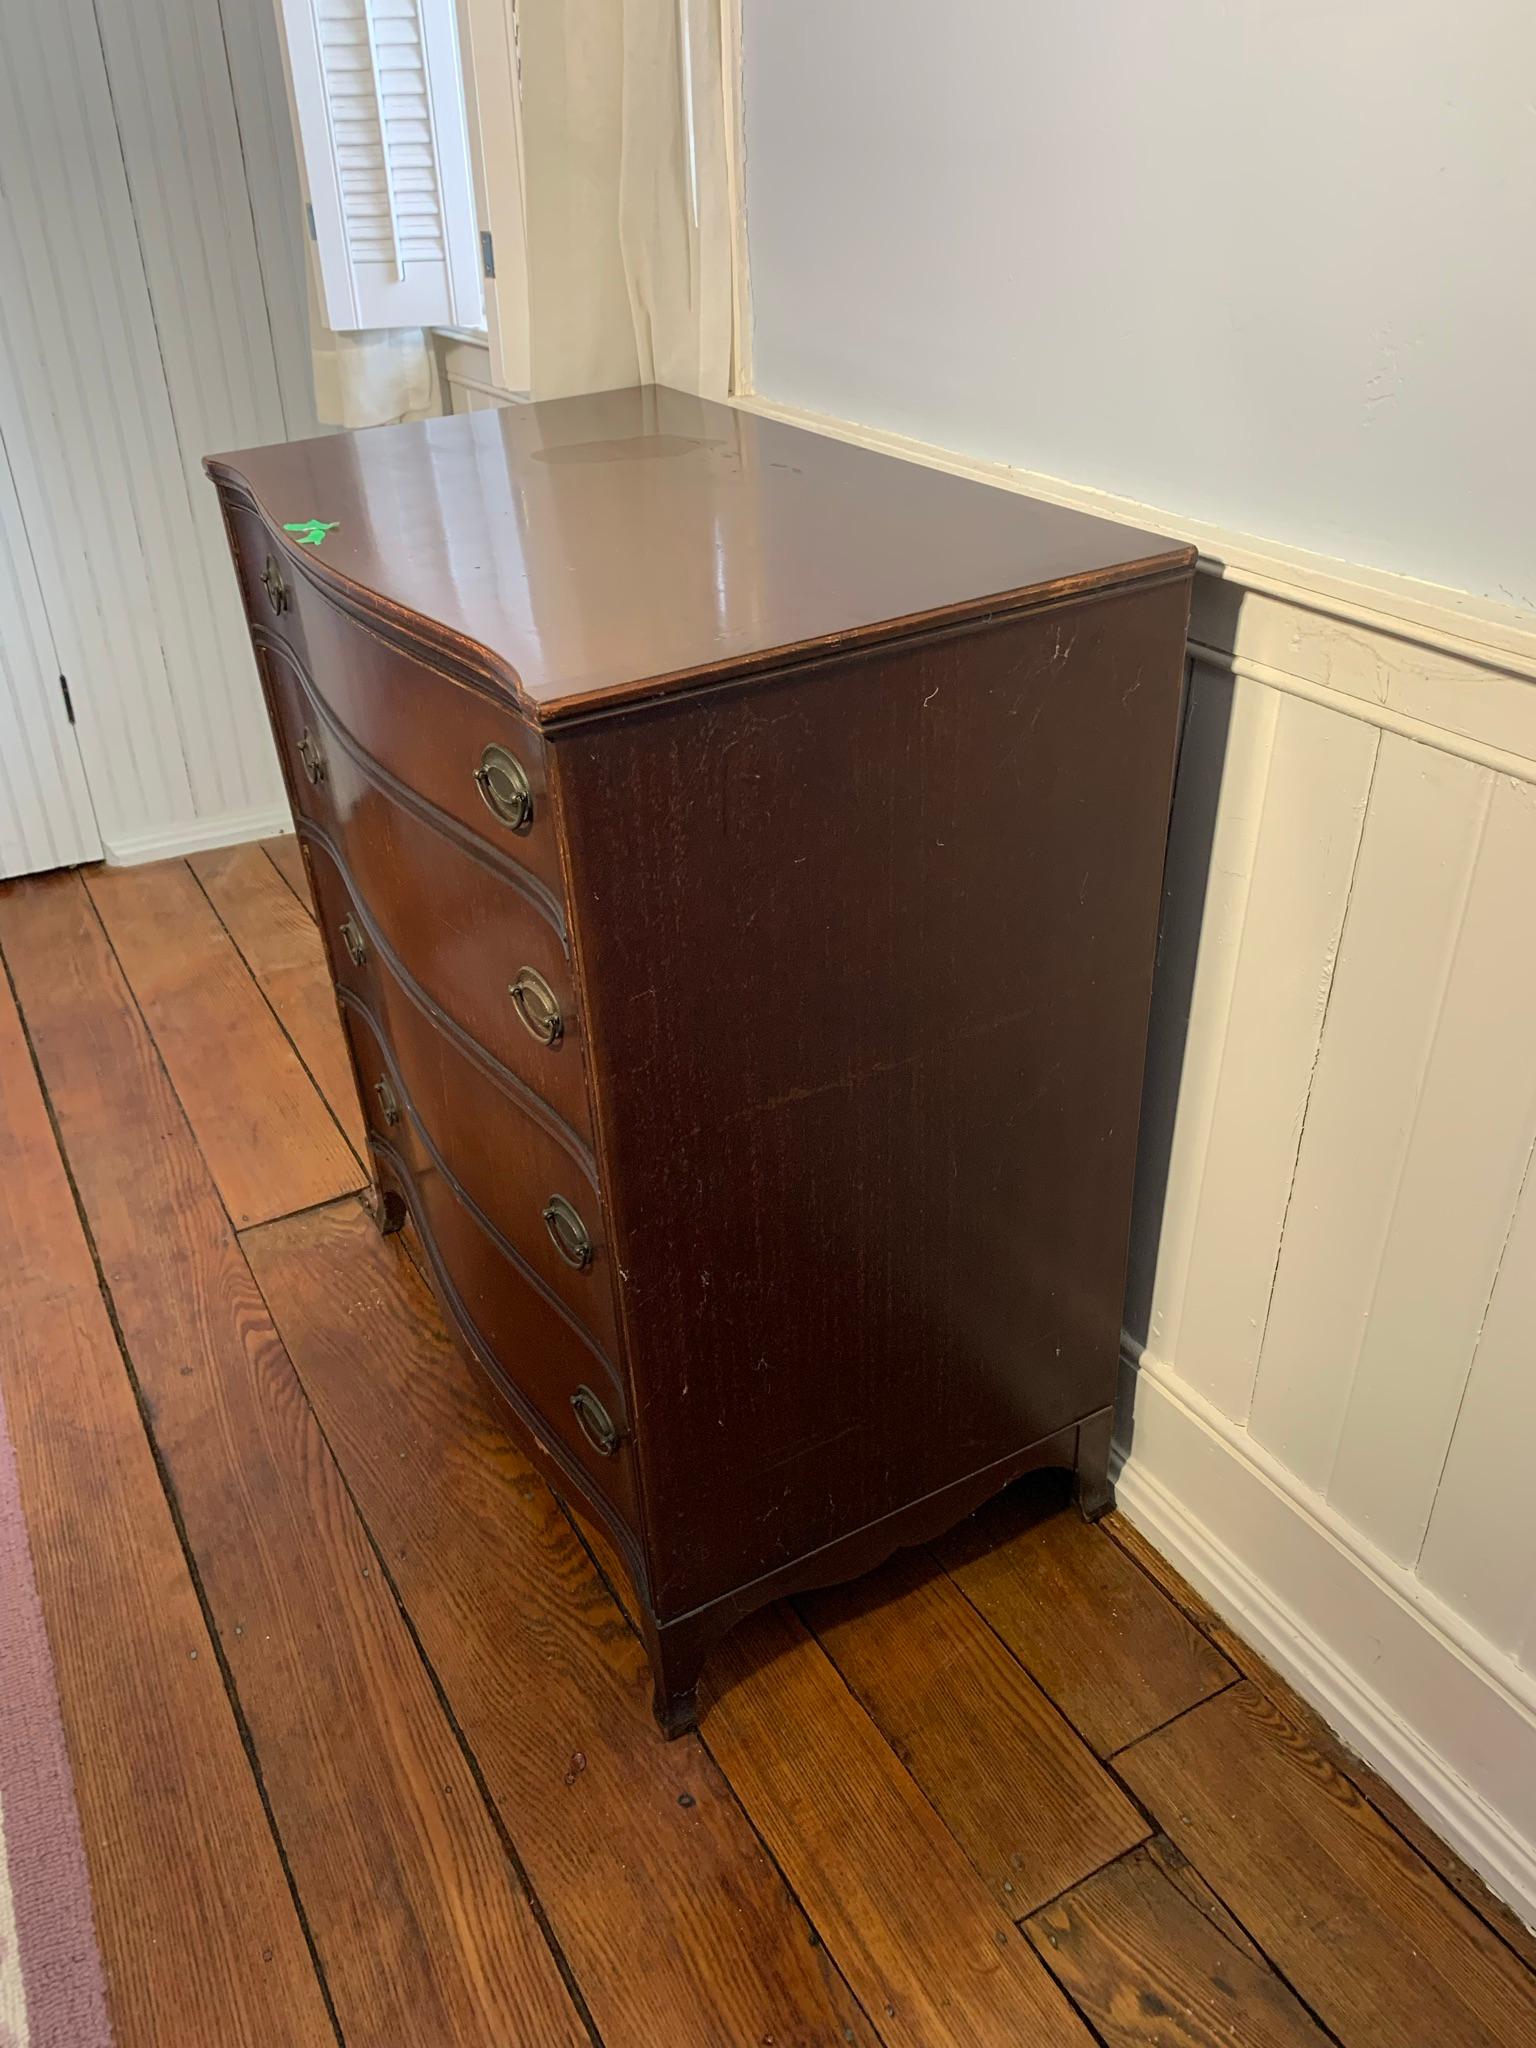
[[209, 386, 1195, 722], [0, 872, 587, 2048], [263, 831, 314, 909], [191, 838, 368, 1156], [936, 1480, 1235, 1755], [241, 1196, 879, 2048], [702, 1603, 1095, 2048], [297, 806, 592, 1139], [1118, 1684, 1536, 2046], [1026, 1845, 1331, 2047], [1142, 1834, 1266, 1966], [1105, 1512, 1536, 1976], [216, 396, 1195, 1726], [0, 891, 332, 2048], [555, 578, 1193, 1627], [85, 858, 361, 1226], [562, 1494, 641, 1631], [800, 1548, 1148, 1912]]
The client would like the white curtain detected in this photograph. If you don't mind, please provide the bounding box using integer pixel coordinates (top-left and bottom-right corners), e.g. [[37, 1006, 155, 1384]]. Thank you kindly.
[[298, 152, 438, 430], [615, 0, 735, 396], [310, 327, 438, 430]]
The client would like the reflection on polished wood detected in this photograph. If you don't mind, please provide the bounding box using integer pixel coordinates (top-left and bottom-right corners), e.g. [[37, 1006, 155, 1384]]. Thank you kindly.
[[211, 384, 1193, 720]]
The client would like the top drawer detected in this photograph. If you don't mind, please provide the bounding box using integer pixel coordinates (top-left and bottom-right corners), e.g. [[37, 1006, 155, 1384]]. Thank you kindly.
[[223, 497, 562, 900], [224, 498, 311, 667]]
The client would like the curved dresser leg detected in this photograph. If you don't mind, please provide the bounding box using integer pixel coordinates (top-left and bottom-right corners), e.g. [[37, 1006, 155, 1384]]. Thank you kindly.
[[366, 1146, 408, 1237], [369, 1186, 407, 1237], [652, 1682, 700, 1742], [1074, 1407, 1116, 1523], [646, 1609, 724, 1741]]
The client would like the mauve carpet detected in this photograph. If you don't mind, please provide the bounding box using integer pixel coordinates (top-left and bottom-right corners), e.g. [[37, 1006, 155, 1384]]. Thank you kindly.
[[0, 1379, 112, 2047]]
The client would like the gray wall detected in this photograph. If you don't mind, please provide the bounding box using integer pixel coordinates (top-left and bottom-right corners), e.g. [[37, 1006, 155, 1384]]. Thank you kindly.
[[742, 3, 1534, 604]]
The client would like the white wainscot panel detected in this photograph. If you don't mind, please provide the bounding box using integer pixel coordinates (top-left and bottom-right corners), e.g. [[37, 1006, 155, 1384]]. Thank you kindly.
[[1125, 663, 1276, 1371], [1416, 1051, 1536, 1659], [1245, 737, 1495, 1493], [1326, 776, 1536, 1561], [1152, 687, 1379, 1423]]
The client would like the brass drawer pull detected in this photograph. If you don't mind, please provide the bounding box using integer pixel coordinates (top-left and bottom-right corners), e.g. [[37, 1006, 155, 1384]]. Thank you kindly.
[[473, 743, 533, 831], [542, 1194, 592, 1269], [373, 1076, 401, 1126], [509, 967, 562, 1046], [296, 729, 326, 785], [261, 555, 290, 614], [571, 1384, 619, 1456], [339, 915, 367, 967]]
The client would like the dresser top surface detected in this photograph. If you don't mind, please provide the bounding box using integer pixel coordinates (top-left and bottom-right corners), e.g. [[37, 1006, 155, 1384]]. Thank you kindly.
[[209, 386, 1195, 725]]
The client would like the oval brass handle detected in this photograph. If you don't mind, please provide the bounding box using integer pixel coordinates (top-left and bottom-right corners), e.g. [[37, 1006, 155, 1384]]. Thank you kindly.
[[296, 729, 326, 785], [261, 556, 290, 615], [542, 1194, 592, 1270], [473, 743, 533, 831], [509, 967, 562, 1046], [571, 1384, 619, 1456], [373, 1076, 400, 1126], [339, 915, 367, 967]]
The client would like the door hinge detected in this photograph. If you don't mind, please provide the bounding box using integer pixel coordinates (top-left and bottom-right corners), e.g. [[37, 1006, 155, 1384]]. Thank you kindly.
[[305, 201, 317, 242], [480, 230, 496, 280], [59, 675, 76, 726]]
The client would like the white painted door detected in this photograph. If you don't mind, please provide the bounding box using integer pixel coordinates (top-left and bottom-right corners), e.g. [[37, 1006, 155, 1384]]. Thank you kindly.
[[0, 0, 321, 868], [0, 430, 100, 877]]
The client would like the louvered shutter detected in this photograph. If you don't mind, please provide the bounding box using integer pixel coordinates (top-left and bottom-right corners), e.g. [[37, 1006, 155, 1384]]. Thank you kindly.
[[277, 0, 483, 332]]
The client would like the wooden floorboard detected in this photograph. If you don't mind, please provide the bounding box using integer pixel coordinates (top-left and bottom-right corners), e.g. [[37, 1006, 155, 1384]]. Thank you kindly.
[[1117, 1682, 1536, 2047], [1105, 1509, 1536, 1976], [702, 1603, 1097, 2048], [1142, 1833, 1268, 1967], [85, 859, 360, 1228], [6, 833, 1536, 2047], [936, 1479, 1236, 1756], [242, 1197, 880, 2048], [1, 875, 588, 2048], [800, 1547, 1149, 1913], [0, 897, 334, 2048], [263, 831, 313, 911], [190, 838, 368, 1158], [562, 1492, 642, 1631], [1025, 1844, 1333, 2048]]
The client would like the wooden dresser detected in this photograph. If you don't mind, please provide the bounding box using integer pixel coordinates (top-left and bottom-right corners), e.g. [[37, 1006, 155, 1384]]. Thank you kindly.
[[208, 387, 1195, 1733]]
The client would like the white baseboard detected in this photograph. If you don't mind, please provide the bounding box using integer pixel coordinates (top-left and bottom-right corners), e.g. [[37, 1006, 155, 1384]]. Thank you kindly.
[[102, 804, 294, 868], [1116, 1353, 1536, 1934]]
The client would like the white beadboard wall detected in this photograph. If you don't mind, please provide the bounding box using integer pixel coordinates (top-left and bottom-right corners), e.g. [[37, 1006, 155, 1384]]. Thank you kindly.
[[0, 432, 101, 877], [0, 0, 321, 867], [734, 392, 1536, 1931], [1121, 574, 1536, 1928]]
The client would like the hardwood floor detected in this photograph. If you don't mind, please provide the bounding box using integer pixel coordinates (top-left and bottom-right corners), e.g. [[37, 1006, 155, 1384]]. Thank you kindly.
[[1, 842, 1533, 2047]]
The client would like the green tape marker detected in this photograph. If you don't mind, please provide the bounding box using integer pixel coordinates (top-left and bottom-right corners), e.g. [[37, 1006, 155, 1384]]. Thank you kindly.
[[282, 518, 339, 547]]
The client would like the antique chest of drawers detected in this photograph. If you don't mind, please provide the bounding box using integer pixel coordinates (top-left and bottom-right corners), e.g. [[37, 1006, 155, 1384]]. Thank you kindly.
[[209, 387, 1195, 1733]]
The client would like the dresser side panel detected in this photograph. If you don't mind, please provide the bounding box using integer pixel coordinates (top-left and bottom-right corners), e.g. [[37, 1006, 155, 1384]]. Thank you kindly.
[[556, 579, 1194, 1618]]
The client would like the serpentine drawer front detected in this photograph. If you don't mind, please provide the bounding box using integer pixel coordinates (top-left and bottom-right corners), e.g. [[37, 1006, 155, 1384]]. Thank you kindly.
[[209, 385, 1197, 1737]]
